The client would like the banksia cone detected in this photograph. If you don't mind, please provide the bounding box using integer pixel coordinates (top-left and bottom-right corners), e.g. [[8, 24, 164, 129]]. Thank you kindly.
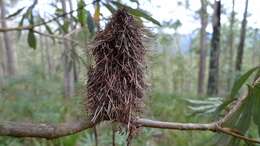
[[86, 9, 146, 126]]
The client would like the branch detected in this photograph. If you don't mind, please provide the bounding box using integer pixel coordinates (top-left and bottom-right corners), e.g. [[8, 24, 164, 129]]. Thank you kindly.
[[33, 30, 84, 48], [1, 92, 260, 144], [135, 118, 260, 144], [1, 118, 260, 144], [0, 119, 96, 139], [0, 2, 92, 32]]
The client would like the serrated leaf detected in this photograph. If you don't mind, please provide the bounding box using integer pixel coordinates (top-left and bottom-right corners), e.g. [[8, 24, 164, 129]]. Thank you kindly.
[[111, 1, 161, 26], [230, 67, 259, 99], [6, 7, 25, 19], [27, 29, 37, 49]]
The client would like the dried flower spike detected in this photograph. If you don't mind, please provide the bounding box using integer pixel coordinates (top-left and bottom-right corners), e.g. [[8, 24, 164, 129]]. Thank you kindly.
[[86, 9, 147, 127]]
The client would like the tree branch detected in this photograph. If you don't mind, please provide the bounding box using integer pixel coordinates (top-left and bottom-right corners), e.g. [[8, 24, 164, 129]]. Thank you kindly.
[[33, 30, 84, 48], [0, 119, 96, 139], [1, 90, 260, 144], [0, 2, 92, 32]]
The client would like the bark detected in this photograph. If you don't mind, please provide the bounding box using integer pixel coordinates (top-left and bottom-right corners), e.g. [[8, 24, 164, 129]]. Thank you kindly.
[[60, 0, 75, 98], [235, 0, 249, 72], [197, 0, 208, 95], [0, 34, 5, 86], [227, 0, 236, 91], [207, 0, 221, 96], [0, 0, 16, 76], [0, 119, 95, 139]]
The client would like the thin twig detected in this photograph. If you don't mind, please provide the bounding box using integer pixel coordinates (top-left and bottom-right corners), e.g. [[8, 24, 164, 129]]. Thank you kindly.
[[0, 2, 92, 32], [33, 30, 84, 48]]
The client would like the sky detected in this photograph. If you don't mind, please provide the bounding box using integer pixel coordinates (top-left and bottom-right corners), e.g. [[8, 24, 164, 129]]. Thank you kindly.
[[11, 0, 260, 34]]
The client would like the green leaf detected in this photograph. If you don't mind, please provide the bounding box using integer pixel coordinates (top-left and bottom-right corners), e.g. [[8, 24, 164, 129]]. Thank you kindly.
[[27, 29, 37, 49], [55, 8, 64, 16], [62, 21, 69, 33], [86, 11, 95, 35], [252, 84, 260, 135], [103, 3, 116, 13], [111, 1, 161, 26], [130, 0, 140, 5], [229, 67, 259, 99], [77, 0, 87, 27], [236, 86, 254, 133], [215, 67, 259, 118], [6, 7, 25, 19], [39, 16, 53, 34], [17, 15, 26, 39], [27, 10, 34, 25]]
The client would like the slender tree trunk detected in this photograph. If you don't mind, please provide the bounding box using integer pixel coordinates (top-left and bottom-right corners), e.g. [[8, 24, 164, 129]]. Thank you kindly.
[[235, 0, 249, 72], [252, 29, 258, 66], [0, 0, 16, 76], [227, 0, 236, 91], [0, 34, 4, 87], [44, 37, 53, 76], [39, 27, 46, 78], [68, 0, 79, 83], [207, 0, 221, 96], [112, 127, 116, 146], [197, 0, 208, 95], [60, 0, 75, 98]]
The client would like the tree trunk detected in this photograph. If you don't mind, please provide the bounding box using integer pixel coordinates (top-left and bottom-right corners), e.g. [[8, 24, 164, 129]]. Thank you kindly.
[[0, 34, 4, 87], [0, 0, 16, 76], [44, 37, 53, 76], [197, 0, 208, 95], [207, 0, 221, 96], [227, 0, 235, 91], [235, 0, 249, 72], [68, 0, 78, 83], [60, 0, 75, 98], [252, 29, 259, 66], [39, 27, 46, 78]]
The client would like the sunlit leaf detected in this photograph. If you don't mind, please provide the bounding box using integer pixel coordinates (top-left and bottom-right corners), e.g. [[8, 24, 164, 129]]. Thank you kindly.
[[93, 2, 100, 25], [77, 0, 87, 27]]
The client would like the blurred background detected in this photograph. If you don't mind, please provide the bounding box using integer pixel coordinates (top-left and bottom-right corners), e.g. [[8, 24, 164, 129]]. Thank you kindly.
[[0, 0, 259, 145]]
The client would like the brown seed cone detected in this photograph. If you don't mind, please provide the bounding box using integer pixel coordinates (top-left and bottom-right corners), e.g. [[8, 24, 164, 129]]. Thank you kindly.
[[86, 9, 147, 126]]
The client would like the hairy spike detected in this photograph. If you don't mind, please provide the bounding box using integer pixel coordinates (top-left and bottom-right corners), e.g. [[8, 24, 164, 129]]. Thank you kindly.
[[85, 9, 147, 133]]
